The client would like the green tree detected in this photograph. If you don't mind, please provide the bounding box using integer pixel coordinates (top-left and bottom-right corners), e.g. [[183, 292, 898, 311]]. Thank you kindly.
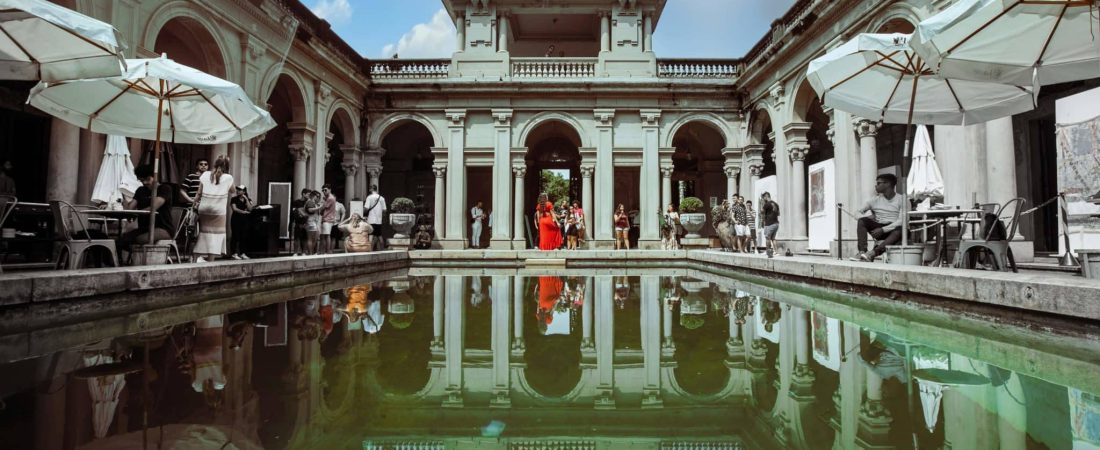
[[540, 170, 570, 207]]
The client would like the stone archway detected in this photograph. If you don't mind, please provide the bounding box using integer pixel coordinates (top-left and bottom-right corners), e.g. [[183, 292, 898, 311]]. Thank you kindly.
[[258, 74, 307, 204], [379, 121, 437, 236], [522, 120, 583, 247], [670, 120, 726, 221], [324, 106, 357, 202]]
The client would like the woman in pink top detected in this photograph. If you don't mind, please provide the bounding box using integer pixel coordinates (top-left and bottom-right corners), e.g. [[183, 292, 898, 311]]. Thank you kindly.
[[571, 200, 586, 243]]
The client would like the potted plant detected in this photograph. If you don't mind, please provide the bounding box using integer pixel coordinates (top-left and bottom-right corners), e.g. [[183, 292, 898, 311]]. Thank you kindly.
[[678, 196, 706, 238], [389, 197, 416, 238]]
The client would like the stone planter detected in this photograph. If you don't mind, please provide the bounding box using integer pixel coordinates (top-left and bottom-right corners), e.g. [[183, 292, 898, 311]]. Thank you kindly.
[[679, 213, 706, 238], [389, 213, 416, 238]]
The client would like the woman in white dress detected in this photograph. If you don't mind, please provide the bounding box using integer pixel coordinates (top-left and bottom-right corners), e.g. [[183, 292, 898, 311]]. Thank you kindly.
[[193, 157, 234, 262]]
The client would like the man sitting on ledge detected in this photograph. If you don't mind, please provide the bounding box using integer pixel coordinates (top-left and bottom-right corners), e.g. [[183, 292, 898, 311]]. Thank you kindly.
[[851, 174, 904, 262]]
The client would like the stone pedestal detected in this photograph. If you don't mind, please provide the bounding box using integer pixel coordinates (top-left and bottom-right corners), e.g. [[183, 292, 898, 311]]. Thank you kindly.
[[388, 237, 410, 251]]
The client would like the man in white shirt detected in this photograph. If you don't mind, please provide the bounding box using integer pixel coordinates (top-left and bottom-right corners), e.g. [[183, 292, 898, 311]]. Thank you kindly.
[[851, 174, 905, 262], [470, 201, 485, 248], [364, 185, 387, 250]]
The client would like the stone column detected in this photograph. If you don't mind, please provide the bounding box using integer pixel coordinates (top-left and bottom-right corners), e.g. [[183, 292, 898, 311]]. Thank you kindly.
[[491, 276, 512, 407], [497, 13, 510, 53], [996, 373, 1027, 450], [660, 166, 673, 211], [356, 149, 367, 200], [433, 166, 447, 241], [854, 119, 880, 200], [857, 367, 893, 446], [986, 118, 1019, 222], [47, 118, 79, 203], [444, 110, 467, 249], [639, 110, 661, 248], [643, 13, 653, 52], [595, 276, 615, 408], [365, 166, 381, 193], [641, 275, 662, 407], [491, 110, 514, 248], [511, 275, 525, 354], [748, 165, 763, 200], [512, 165, 526, 249], [582, 165, 595, 241], [77, 129, 104, 203], [443, 275, 465, 406], [290, 145, 311, 195], [594, 109, 615, 246], [455, 14, 465, 52], [599, 11, 610, 53], [341, 163, 357, 210], [725, 166, 741, 199], [789, 146, 809, 240]]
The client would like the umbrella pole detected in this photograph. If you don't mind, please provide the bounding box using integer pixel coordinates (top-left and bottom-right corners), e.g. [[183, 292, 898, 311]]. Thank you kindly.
[[149, 82, 164, 248], [905, 343, 918, 450], [900, 74, 920, 248]]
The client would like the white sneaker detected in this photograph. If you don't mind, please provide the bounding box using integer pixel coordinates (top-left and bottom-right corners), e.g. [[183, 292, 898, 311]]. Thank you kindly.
[[195, 256, 207, 263], [240, 254, 250, 260], [231, 254, 242, 260]]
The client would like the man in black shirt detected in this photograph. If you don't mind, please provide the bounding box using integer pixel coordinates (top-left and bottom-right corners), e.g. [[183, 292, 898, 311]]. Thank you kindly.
[[289, 188, 309, 255], [119, 165, 174, 256], [760, 191, 780, 258], [180, 158, 208, 206]]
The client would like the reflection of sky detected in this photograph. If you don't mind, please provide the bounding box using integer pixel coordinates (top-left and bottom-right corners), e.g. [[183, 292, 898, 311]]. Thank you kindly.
[[545, 310, 571, 335]]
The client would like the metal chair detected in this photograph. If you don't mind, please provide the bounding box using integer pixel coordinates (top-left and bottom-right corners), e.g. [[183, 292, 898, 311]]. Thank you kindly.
[[0, 195, 16, 272], [156, 206, 192, 263], [50, 200, 119, 269], [953, 198, 1025, 273]]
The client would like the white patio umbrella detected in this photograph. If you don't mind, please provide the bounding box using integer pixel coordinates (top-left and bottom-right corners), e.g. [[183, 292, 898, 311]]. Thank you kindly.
[[28, 55, 275, 241], [912, 0, 1100, 88], [80, 352, 127, 439], [0, 0, 125, 81], [91, 135, 141, 205], [807, 33, 1036, 247], [907, 125, 944, 202]]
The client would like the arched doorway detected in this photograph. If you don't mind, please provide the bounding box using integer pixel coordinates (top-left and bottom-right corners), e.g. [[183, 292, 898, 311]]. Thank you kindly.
[[523, 120, 583, 246], [151, 17, 227, 182], [752, 110, 777, 178], [379, 121, 436, 222], [324, 108, 357, 202], [671, 121, 726, 236], [258, 74, 305, 204]]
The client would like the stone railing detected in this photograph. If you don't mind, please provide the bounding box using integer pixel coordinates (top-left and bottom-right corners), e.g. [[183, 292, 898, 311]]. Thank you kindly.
[[367, 59, 450, 79], [657, 59, 740, 78], [511, 57, 597, 78]]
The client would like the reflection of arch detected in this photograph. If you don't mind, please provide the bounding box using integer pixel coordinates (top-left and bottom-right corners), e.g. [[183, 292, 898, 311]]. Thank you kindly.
[[664, 366, 748, 403], [513, 365, 587, 403], [327, 102, 359, 146], [664, 113, 732, 149], [144, 2, 230, 78], [369, 113, 440, 150], [518, 112, 590, 148]]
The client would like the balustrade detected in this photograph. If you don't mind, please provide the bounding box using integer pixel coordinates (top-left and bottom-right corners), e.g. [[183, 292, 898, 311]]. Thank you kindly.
[[511, 58, 597, 78], [368, 59, 450, 79], [657, 59, 739, 78]]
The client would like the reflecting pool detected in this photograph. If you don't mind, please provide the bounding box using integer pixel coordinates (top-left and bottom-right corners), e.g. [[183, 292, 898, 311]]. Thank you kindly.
[[1, 271, 1097, 449]]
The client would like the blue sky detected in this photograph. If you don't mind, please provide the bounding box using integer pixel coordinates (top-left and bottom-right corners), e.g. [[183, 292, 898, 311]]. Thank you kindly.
[[309, 0, 797, 59]]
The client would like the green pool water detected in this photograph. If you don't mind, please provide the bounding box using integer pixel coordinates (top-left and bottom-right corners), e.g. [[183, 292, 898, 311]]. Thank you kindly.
[[0, 269, 1096, 450]]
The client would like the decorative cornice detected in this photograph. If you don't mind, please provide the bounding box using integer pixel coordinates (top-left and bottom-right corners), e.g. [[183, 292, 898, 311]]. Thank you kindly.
[[640, 109, 661, 127], [445, 109, 467, 127], [491, 109, 513, 127], [593, 108, 615, 127]]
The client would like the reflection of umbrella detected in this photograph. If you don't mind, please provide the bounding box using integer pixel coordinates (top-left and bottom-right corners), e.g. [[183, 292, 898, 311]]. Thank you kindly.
[[913, 0, 1100, 88], [28, 56, 275, 242], [807, 33, 1035, 247], [192, 315, 226, 392], [0, 0, 125, 82], [91, 135, 141, 205], [907, 125, 944, 202], [913, 368, 992, 385], [79, 353, 128, 439]]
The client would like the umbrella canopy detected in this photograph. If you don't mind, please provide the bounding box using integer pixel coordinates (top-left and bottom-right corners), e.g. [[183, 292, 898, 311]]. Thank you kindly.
[[81, 353, 127, 439], [913, 0, 1100, 87], [0, 0, 125, 82], [91, 135, 141, 205], [806, 33, 1036, 125], [907, 125, 945, 201], [27, 56, 274, 144]]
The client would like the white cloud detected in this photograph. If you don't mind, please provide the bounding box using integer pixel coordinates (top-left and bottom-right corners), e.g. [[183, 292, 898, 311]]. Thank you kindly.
[[381, 8, 456, 58], [311, 0, 353, 25]]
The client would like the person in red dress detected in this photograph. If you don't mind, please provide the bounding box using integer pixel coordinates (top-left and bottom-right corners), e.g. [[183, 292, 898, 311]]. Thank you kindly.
[[537, 197, 563, 250]]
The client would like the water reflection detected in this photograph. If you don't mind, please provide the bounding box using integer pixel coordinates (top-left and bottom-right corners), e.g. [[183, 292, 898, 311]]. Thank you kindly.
[[1, 274, 1097, 449]]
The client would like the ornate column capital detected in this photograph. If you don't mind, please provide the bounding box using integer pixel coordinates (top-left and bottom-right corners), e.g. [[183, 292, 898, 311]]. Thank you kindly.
[[512, 165, 527, 178], [788, 146, 809, 162], [660, 166, 673, 178], [433, 166, 447, 178], [724, 166, 741, 178], [366, 166, 382, 179], [749, 164, 764, 177], [854, 118, 881, 137], [289, 144, 311, 162], [580, 166, 595, 178], [341, 163, 358, 176]]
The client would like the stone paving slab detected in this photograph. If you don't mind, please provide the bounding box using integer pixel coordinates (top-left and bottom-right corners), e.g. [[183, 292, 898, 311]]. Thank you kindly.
[[688, 250, 1100, 321]]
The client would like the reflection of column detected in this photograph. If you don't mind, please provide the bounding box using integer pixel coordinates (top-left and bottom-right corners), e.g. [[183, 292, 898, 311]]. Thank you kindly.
[[996, 373, 1027, 450], [641, 275, 662, 407], [660, 166, 673, 210], [661, 284, 675, 356], [789, 146, 809, 240], [595, 276, 615, 408], [832, 322, 863, 450], [857, 367, 892, 446], [582, 166, 594, 241], [725, 166, 740, 198], [582, 277, 594, 351], [47, 118, 79, 203], [432, 275, 444, 352], [511, 275, 525, 354], [790, 307, 815, 399], [433, 166, 446, 240], [599, 11, 610, 53], [491, 276, 512, 407], [727, 302, 743, 357], [443, 276, 465, 406], [512, 165, 526, 249], [854, 119, 880, 200]]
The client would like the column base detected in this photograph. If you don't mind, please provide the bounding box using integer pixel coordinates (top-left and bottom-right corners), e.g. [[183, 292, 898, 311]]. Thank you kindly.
[[777, 238, 809, 255], [637, 239, 662, 250], [442, 389, 464, 407], [589, 239, 618, 249], [489, 390, 512, 408], [594, 389, 616, 410], [641, 389, 663, 408], [489, 238, 512, 250], [511, 239, 528, 250], [439, 239, 466, 250]]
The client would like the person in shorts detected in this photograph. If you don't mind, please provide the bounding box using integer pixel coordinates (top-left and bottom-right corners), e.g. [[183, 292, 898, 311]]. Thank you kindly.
[[760, 192, 780, 258], [320, 185, 337, 254], [730, 195, 749, 252], [745, 200, 758, 254]]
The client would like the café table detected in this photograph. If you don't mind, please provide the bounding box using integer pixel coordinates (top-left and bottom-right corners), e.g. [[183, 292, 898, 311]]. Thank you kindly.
[[908, 208, 983, 267], [77, 209, 154, 237]]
